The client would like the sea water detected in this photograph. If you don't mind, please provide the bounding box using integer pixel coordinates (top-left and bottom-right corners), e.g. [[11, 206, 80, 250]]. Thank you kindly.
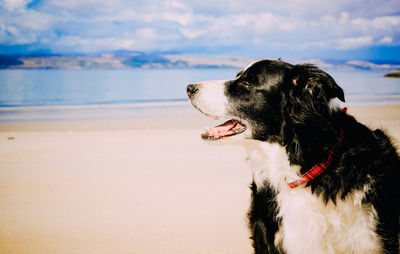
[[0, 69, 399, 123]]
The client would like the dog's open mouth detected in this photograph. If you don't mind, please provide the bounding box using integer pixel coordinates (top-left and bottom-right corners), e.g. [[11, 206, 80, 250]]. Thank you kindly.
[[202, 119, 247, 140]]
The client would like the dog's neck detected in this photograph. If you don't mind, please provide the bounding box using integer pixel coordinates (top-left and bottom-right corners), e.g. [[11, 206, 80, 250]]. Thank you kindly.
[[281, 109, 346, 175], [244, 140, 301, 191]]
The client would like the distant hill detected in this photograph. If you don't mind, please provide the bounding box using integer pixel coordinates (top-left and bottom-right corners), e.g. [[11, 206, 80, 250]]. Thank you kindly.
[[384, 70, 400, 78], [0, 53, 253, 70], [0, 53, 399, 71], [0, 55, 23, 68]]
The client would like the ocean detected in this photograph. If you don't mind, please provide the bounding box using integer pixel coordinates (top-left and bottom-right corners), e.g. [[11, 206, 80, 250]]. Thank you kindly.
[[0, 69, 399, 123]]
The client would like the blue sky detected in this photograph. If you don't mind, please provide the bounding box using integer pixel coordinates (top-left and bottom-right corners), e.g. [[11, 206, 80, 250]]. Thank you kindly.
[[0, 0, 399, 60]]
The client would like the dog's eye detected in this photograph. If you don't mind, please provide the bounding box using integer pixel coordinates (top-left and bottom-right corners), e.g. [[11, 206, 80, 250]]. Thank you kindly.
[[240, 81, 251, 88]]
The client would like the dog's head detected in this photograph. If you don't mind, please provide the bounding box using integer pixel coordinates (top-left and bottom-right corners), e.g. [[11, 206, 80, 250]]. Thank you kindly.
[[187, 59, 345, 142]]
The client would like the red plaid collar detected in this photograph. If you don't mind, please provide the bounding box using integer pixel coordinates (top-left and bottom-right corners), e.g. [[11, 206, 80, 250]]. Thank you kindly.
[[287, 128, 345, 189], [287, 106, 347, 189]]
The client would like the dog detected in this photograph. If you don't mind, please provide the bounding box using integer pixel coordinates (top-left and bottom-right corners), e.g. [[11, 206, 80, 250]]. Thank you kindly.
[[186, 59, 400, 254]]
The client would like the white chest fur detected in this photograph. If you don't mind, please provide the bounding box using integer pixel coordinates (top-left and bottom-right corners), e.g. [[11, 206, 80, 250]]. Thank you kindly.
[[244, 141, 382, 254]]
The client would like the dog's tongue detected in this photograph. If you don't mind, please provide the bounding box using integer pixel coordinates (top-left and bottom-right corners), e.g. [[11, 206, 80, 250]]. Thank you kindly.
[[202, 119, 241, 140]]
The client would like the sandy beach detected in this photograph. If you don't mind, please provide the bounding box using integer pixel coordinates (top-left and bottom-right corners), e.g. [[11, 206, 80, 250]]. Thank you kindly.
[[1, 105, 399, 254]]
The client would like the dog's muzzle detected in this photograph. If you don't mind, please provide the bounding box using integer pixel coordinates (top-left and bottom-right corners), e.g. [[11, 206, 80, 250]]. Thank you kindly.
[[186, 82, 247, 141]]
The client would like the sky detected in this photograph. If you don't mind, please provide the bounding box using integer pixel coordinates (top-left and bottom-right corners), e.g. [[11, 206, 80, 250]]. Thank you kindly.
[[0, 0, 399, 60]]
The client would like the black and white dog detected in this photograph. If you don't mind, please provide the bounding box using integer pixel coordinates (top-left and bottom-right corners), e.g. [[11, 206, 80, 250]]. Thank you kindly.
[[187, 59, 400, 254]]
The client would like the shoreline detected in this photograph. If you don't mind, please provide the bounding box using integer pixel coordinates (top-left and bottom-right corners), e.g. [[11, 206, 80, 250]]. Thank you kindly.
[[1, 95, 400, 124], [0, 104, 399, 134]]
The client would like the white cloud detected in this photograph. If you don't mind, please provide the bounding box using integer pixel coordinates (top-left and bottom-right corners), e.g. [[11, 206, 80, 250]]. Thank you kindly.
[[379, 36, 393, 44], [0, 0, 399, 55], [110, 10, 138, 22], [1, 0, 30, 11], [295, 36, 377, 51], [346, 60, 398, 69], [371, 16, 400, 28], [0, 6, 53, 45], [161, 12, 194, 26], [165, 0, 189, 10], [179, 12, 299, 42], [180, 28, 207, 39], [53, 36, 137, 52], [339, 12, 350, 25], [47, 0, 125, 12], [337, 36, 374, 49], [136, 28, 157, 41]]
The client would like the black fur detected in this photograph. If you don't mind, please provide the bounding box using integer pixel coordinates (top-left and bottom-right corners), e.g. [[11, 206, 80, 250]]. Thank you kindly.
[[189, 59, 400, 253]]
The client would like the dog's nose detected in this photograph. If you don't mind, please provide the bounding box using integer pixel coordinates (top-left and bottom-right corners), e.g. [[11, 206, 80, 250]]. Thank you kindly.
[[187, 84, 199, 97]]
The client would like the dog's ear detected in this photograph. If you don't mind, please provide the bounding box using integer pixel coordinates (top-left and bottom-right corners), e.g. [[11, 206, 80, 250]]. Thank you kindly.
[[290, 64, 345, 102]]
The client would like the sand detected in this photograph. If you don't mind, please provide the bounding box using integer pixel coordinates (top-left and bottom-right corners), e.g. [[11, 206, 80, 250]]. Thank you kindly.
[[0, 105, 399, 254]]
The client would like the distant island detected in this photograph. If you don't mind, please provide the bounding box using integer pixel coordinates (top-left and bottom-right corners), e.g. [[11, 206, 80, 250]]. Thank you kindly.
[[0, 53, 400, 71], [384, 70, 400, 78], [0, 54, 251, 70]]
